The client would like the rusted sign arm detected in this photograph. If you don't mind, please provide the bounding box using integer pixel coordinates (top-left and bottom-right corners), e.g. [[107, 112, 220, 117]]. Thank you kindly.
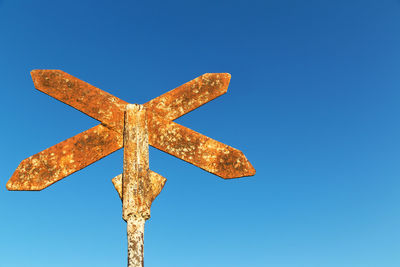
[[31, 70, 128, 133], [144, 73, 231, 120], [147, 113, 255, 178], [6, 124, 122, 190]]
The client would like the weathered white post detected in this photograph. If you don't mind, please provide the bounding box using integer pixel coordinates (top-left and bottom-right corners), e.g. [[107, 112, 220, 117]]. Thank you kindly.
[[123, 104, 150, 267]]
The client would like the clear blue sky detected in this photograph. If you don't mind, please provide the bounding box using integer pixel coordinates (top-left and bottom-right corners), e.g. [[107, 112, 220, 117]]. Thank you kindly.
[[1, 0, 400, 266]]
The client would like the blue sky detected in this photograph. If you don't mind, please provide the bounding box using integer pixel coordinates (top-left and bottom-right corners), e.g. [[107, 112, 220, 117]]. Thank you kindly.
[[1, 0, 400, 266]]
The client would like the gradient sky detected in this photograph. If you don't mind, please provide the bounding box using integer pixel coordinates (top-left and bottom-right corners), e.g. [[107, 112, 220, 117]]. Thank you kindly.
[[1, 1, 400, 266]]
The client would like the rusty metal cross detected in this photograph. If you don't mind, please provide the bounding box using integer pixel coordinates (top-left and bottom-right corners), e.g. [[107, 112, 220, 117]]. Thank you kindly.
[[6, 70, 256, 267]]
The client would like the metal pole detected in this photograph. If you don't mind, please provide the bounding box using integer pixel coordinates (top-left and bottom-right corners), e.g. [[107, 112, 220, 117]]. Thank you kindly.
[[123, 104, 150, 267], [127, 216, 145, 267]]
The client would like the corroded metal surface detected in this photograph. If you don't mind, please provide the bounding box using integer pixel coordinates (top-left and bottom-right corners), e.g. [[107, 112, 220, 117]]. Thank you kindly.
[[7, 70, 255, 191], [147, 113, 256, 179], [112, 172, 166, 202], [123, 104, 151, 221], [127, 216, 145, 267], [31, 70, 127, 133], [7, 124, 122, 190], [144, 73, 231, 120]]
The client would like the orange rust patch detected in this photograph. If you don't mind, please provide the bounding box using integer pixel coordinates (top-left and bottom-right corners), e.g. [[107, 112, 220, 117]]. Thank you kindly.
[[31, 70, 127, 133], [147, 112, 255, 179], [144, 73, 231, 120], [7, 124, 122, 191]]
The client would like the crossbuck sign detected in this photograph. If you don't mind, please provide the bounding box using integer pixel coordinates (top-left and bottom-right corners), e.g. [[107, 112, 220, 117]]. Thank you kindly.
[[6, 70, 256, 267]]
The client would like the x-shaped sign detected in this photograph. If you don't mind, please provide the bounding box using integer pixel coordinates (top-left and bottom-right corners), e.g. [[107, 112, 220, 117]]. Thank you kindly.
[[7, 70, 255, 191]]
